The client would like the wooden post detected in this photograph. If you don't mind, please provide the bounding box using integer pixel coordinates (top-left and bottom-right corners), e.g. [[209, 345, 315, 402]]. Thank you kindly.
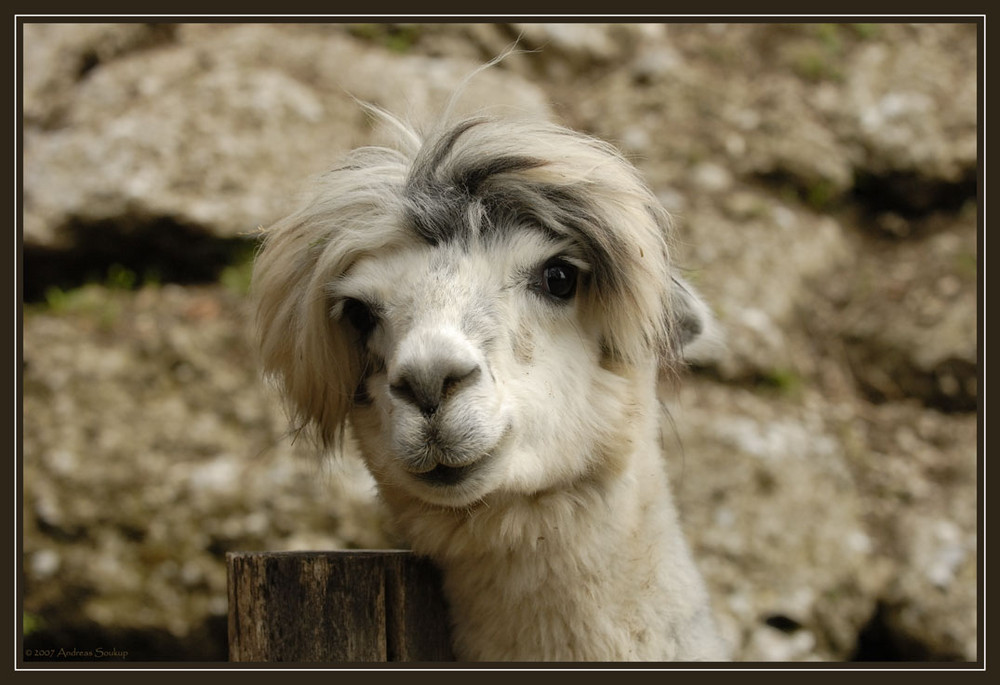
[[227, 550, 455, 663]]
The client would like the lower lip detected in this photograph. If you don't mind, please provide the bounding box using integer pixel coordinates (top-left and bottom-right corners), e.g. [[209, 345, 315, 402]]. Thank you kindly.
[[414, 461, 479, 486]]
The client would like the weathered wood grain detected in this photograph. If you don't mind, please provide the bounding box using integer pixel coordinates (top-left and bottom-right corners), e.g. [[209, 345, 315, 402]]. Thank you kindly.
[[227, 550, 454, 663]]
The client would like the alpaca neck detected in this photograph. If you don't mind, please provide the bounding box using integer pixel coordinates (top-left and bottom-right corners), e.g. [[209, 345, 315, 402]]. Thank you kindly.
[[388, 440, 709, 661]]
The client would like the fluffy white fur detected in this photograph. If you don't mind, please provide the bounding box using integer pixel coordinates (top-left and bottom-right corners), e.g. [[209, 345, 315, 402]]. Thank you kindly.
[[252, 108, 728, 661]]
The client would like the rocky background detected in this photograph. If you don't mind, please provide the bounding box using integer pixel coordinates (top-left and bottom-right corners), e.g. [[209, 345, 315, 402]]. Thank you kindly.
[[21, 22, 980, 663]]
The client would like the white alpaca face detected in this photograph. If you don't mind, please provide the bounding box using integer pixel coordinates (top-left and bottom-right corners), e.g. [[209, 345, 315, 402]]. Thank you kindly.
[[332, 230, 627, 508], [253, 116, 706, 510]]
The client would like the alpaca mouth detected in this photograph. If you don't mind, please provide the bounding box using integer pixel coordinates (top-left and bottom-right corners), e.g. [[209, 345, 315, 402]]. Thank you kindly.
[[403, 425, 508, 492], [414, 461, 480, 486]]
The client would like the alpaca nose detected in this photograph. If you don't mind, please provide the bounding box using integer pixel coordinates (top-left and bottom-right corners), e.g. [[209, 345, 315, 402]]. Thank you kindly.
[[390, 359, 481, 416], [389, 331, 480, 416]]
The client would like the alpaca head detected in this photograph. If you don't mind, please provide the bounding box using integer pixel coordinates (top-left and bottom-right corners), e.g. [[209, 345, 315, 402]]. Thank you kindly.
[[253, 115, 710, 509]]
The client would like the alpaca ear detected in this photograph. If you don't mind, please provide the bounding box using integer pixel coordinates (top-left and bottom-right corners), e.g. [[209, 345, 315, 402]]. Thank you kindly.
[[668, 276, 718, 361]]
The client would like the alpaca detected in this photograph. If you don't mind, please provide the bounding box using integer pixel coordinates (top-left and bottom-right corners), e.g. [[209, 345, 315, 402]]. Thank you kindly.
[[252, 109, 728, 661]]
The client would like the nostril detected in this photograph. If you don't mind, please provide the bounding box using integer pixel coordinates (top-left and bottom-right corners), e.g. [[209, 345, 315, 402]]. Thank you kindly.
[[390, 374, 442, 417], [389, 362, 481, 417], [389, 376, 428, 413], [442, 364, 480, 396]]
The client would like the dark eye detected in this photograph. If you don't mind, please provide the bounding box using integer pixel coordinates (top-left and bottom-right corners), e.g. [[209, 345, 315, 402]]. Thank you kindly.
[[541, 258, 578, 300], [342, 298, 378, 335]]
